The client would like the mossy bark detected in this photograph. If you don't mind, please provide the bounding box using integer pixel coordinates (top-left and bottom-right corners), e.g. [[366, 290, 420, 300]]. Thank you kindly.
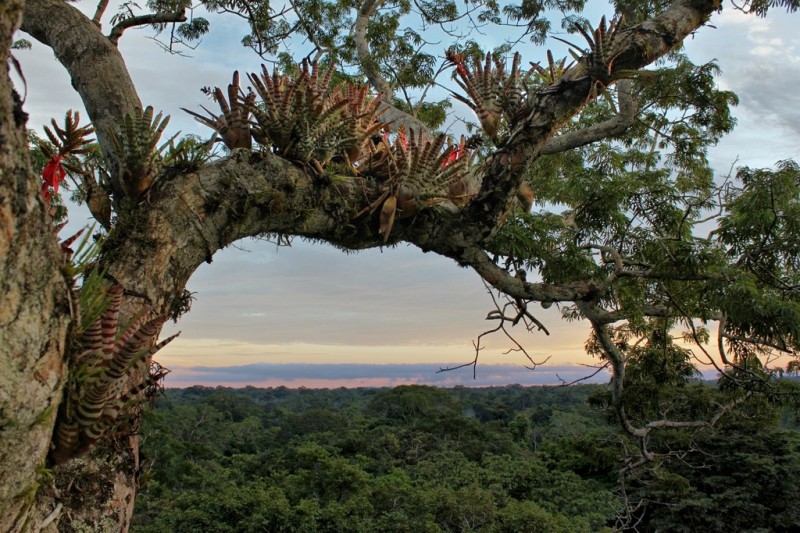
[[0, 0, 71, 530]]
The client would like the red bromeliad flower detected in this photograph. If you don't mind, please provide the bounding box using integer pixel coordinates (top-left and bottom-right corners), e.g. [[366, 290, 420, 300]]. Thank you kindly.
[[441, 145, 466, 168], [397, 130, 408, 149], [445, 50, 468, 79], [41, 155, 66, 202]]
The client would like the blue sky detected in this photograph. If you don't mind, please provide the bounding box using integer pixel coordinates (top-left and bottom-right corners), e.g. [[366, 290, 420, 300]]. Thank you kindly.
[[14, 1, 800, 388]]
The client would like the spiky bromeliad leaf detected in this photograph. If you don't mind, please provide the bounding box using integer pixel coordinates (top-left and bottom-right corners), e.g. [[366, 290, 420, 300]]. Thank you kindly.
[[182, 71, 254, 150], [39, 110, 96, 203], [50, 284, 179, 465], [359, 128, 475, 241], [292, 86, 349, 167], [162, 135, 215, 171], [340, 84, 386, 165], [445, 51, 528, 141], [254, 61, 346, 154], [110, 105, 177, 198], [530, 50, 570, 87], [246, 59, 390, 174], [552, 15, 625, 87], [337, 84, 386, 164], [247, 63, 301, 150], [42, 110, 95, 159]]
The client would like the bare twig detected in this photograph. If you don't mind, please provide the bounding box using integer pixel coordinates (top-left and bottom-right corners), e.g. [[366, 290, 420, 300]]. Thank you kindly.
[[437, 280, 550, 378], [552, 361, 611, 387]]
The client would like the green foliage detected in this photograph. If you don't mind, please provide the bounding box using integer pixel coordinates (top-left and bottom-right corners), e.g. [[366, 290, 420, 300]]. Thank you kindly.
[[391, 98, 452, 131], [713, 160, 800, 353], [131, 383, 800, 532], [367, 385, 457, 423], [176, 17, 209, 40], [628, 411, 800, 531], [66, 226, 112, 335], [132, 385, 621, 531], [742, 0, 800, 16], [11, 38, 32, 50]]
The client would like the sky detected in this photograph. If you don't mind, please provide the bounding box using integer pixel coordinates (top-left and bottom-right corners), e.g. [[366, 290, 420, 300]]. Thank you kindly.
[[13, 1, 800, 388]]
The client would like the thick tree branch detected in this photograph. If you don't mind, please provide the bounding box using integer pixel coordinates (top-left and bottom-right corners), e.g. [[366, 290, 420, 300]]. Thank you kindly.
[[100, 152, 385, 308], [352, 0, 431, 134], [581, 303, 646, 440], [108, 9, 188, 45], [540, 80, 637, 155]]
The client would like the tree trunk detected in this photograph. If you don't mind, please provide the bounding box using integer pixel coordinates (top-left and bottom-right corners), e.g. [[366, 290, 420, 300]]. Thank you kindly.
[[0, 0, 71, 530]]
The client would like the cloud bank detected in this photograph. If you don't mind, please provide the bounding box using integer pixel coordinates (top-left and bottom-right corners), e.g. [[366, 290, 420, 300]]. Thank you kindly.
[[163, 362, 612, 389]]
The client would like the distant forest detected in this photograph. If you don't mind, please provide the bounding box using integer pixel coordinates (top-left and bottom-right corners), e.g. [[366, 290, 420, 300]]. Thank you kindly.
[[131, 383, 800, 532]]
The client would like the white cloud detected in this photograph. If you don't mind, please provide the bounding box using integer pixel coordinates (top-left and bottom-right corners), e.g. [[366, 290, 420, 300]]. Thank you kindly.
[[162, 362, 612, 388]]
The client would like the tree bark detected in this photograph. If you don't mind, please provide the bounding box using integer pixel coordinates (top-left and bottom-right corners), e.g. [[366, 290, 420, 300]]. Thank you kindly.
[[0, 0, 71, 530]]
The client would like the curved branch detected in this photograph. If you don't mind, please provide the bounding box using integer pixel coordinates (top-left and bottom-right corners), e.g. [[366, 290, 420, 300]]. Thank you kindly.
[[463, 0, 722, 237], [540, 79, 637, 155], [108, 9, 188, 45], [580, 301, 754, 465], [453, 245, 602, 303], [352, 0, 431, 134], [102, 152, 388, 307], [581, 303, 647, 441], [376, 103, 433, 134]]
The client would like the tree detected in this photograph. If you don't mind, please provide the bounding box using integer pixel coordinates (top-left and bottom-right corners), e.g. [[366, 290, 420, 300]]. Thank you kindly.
[[2, 0, 800, 529]]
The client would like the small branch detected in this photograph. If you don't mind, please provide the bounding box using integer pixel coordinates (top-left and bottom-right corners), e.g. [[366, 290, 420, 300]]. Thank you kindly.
[[582, 242, 626, 290], [540, 80, 637, 155], [709, 392, 752, 426], [92, 0, 110, 28], [716, 314, 733, 366], [722, 332, 793, 354], [437, 280, 550, 378], [437, 340, 484, 379], [108, 9, 187, 45], [354, 0, 392, 101], [41, 503, 63, 529]]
